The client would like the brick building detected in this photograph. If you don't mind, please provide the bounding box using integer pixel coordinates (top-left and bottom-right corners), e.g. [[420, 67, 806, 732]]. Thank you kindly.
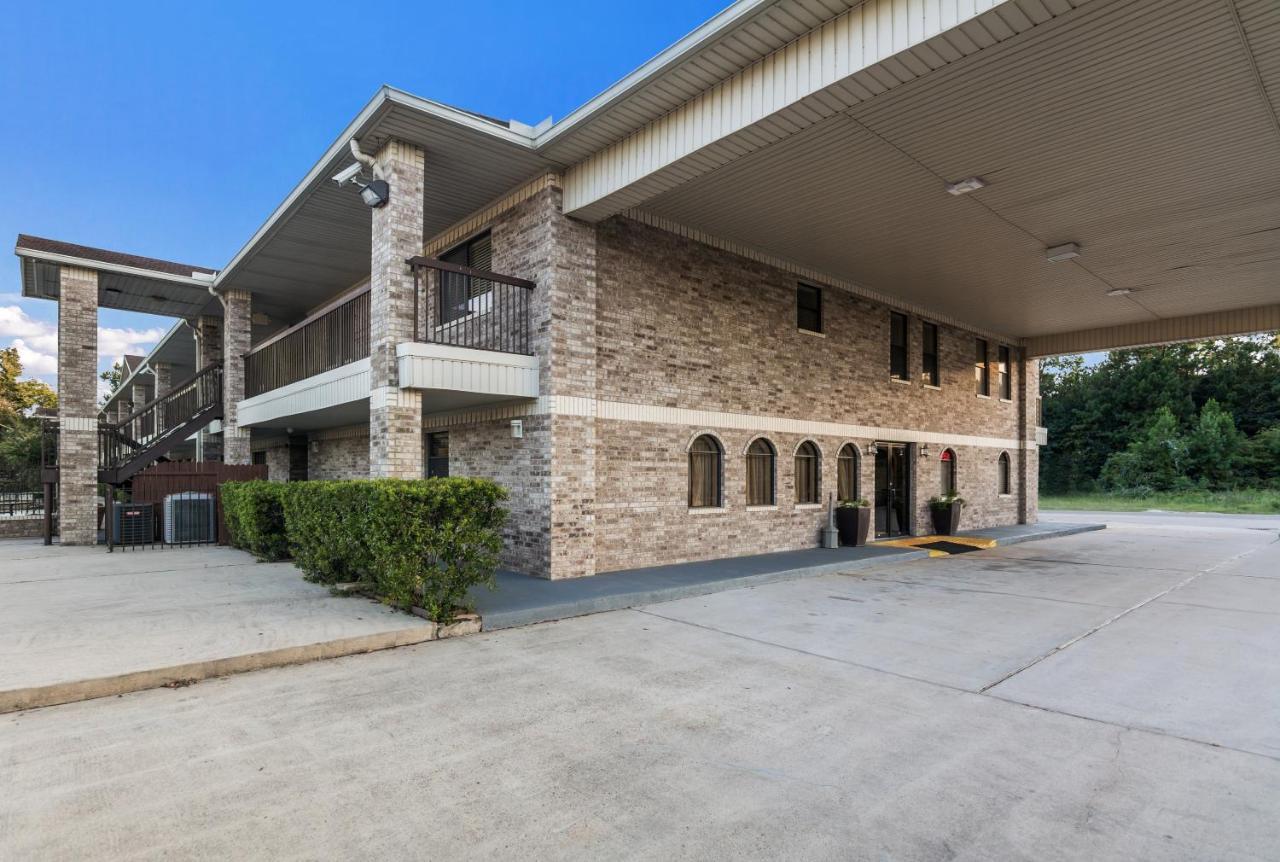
[[15, 0, 1280, 572]]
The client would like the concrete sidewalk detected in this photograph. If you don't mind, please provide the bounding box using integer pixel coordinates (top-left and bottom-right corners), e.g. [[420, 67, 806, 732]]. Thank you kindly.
[[471, 521, 1103, 629], [0, 540, 433, 713]]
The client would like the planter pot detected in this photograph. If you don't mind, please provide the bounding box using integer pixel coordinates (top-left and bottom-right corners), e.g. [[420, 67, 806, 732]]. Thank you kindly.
[[930, 502, 962, 536], [835, 506, 871, 546]]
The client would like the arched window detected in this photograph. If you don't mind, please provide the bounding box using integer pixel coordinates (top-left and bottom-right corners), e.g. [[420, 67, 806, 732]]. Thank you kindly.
[[688, 435, 723, 508], [795, 441, 821, 504], [837, 444, 859, 502], [997, 451, 1012, 495], [939, 448, 957, 496], [745, 438, 776, 506]]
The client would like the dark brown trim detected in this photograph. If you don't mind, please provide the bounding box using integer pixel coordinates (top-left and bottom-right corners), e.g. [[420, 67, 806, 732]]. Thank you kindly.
[[406, 256, 536, 290]]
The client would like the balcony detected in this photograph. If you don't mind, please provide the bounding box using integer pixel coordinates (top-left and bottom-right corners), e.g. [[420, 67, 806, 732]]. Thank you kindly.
[[236, 260, 537, 430]]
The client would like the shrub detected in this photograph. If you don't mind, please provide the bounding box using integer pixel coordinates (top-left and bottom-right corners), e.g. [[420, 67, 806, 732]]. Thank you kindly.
[[221, 480, 290, 561], [280, 481, 374, 585], [278, 478, 508, 620], [362, 478, 508, 620]]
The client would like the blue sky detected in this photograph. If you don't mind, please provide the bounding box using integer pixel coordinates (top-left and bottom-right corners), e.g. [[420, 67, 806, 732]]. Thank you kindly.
[[0, 0, 726, 389]]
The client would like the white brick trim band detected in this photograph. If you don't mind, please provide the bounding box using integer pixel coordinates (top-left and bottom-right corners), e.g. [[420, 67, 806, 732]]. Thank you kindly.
[[422, 394, 1032, 451]]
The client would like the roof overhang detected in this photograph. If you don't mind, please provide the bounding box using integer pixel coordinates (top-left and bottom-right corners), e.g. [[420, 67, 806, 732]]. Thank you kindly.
[[16, 239, 218, 319], [554, 0, 1280, 349], [212, 87, 561, 324]]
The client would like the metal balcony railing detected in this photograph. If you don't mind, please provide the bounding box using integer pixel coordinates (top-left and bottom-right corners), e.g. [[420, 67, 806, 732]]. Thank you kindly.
[[408, 256, 534, 356]]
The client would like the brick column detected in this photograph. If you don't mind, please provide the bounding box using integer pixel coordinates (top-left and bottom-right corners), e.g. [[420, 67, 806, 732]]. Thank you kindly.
[[1017, 350, 1039, 525], [194, 314, 222, 461], [152, 363, 172, 433], [221, 289, 252, 465], [368, 139, 425, 478], [57, 266, 99, 545]]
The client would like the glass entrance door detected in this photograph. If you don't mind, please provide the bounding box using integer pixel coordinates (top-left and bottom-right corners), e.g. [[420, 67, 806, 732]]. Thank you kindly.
[[874, 443, 911, 538]]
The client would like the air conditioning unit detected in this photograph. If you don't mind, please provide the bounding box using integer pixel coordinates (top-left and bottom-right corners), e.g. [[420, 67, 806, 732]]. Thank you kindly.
[[114, 503, 155, 545], [163, 492, 217, 544]]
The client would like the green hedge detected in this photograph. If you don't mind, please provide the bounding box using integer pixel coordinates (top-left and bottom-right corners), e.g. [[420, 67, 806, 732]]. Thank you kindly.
[[221, 480, 290, 561], [279, 480, 376, 586], [225, 477, 508, 621]]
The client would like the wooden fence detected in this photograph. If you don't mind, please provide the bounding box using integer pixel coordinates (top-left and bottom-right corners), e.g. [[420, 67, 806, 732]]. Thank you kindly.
[[130, 461, 267, 545]]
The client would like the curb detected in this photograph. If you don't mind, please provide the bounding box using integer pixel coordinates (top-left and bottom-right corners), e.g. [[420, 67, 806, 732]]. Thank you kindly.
[[0, 624, 436, 715], [983, 523, 1107, 547]]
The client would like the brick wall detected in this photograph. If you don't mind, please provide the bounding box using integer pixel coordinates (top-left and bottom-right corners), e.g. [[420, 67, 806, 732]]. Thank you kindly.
[[583, 215, 1034, 571], [417, 191, 1035, 577], [309, 427, 369, 480]]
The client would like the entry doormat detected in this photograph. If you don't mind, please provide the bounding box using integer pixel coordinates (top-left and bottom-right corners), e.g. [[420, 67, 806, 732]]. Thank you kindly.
[[917, 540, 985, 555]]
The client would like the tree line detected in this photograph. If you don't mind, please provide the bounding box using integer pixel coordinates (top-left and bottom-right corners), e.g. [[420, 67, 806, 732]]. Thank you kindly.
[[1040, 335, 1280, 494], [0, 348, 58, 490]]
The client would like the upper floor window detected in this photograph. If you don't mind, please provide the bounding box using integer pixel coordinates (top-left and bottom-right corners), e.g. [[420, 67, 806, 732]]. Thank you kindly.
[[922, 322, 939, 387], [975, 338, 990, 396], [998, 345, 1012, 400], [745, 438, 776, 506], [890, 312, 909, 381], [439, 232, 493, 324], [689, 435, 723, 508], [940, 448, 956, 496], [998, 451, 1012, 495], [797, 283, 823, 333], [837, 443, 859, 502], [795, 441, 821, 504]]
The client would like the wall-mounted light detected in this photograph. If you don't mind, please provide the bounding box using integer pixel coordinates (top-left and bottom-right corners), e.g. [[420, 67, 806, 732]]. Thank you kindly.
[[918, 443, 930, 457], [332, 161, 389, 209], [945, 176, 987, 196], [867, 442, 879, 456], [511, 419, 523, 439], [1045, 242, 1081, 262], [359, 180, 389, 209]]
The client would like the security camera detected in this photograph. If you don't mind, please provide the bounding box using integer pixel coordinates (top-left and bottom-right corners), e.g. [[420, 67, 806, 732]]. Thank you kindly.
[[331, 162, 363, 186]]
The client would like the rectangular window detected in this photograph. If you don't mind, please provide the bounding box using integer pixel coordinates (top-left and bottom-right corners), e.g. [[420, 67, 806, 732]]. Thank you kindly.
[[797, 283, 822, 333], [922, 322, 939, 387], [890, 312, 909, 380], [438, 232, 493, 324], [998, 345, 1011, 399], [425, 432, 450, 478], [975, 338, 989, 396]]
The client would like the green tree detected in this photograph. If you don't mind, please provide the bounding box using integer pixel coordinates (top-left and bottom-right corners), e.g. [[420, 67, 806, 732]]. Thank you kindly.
[[0, 348, 54, 490], [99, 360, 124, 407], [1099, 406, 1188, 493], [1183, 399, 1244, 489]]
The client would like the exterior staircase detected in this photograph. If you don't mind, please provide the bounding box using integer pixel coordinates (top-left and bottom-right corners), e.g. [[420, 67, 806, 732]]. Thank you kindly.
[[42, 362, 224, 486]]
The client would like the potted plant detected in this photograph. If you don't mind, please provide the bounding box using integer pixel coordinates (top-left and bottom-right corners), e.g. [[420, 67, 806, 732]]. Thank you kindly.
[[835, 498, 871, 546], [929, 493, 964, 535]]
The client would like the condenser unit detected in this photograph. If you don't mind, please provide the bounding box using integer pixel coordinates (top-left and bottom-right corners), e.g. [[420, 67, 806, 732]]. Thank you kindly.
[[163, 492, 216, 544], [114, 503, 155, 545]]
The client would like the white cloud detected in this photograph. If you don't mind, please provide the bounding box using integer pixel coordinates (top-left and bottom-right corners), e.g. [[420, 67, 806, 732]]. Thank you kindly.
[[0, 303, 167, 387]]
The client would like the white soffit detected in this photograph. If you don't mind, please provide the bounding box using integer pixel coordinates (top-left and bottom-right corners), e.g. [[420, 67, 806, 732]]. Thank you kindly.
[[606, 0, 1280, 340], [561, 0, 1090, 219]]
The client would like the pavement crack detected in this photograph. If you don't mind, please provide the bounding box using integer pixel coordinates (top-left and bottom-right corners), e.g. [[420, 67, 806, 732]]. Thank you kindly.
[[978, 541, 1275, 695]]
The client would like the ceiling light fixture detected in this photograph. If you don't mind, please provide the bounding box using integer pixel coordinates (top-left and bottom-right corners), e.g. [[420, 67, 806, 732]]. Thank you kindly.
[[1106, 288, 1133, 297], [1045, 242, 1081, 263], [945, 176, 987, 195]]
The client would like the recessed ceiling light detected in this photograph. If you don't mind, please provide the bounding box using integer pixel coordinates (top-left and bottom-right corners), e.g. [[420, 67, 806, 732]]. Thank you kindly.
[[1045, 242, 1081, 262], [1106, 288, 1133, 297], [945, 176, 987, 195]]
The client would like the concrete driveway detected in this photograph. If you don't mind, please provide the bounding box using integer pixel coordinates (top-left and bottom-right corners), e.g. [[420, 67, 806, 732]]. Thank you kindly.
[[3, 513, 1278, 860]]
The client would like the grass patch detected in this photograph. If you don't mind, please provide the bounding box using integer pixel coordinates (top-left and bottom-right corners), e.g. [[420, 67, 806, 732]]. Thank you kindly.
[[1041, 490, 1280, 515]]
